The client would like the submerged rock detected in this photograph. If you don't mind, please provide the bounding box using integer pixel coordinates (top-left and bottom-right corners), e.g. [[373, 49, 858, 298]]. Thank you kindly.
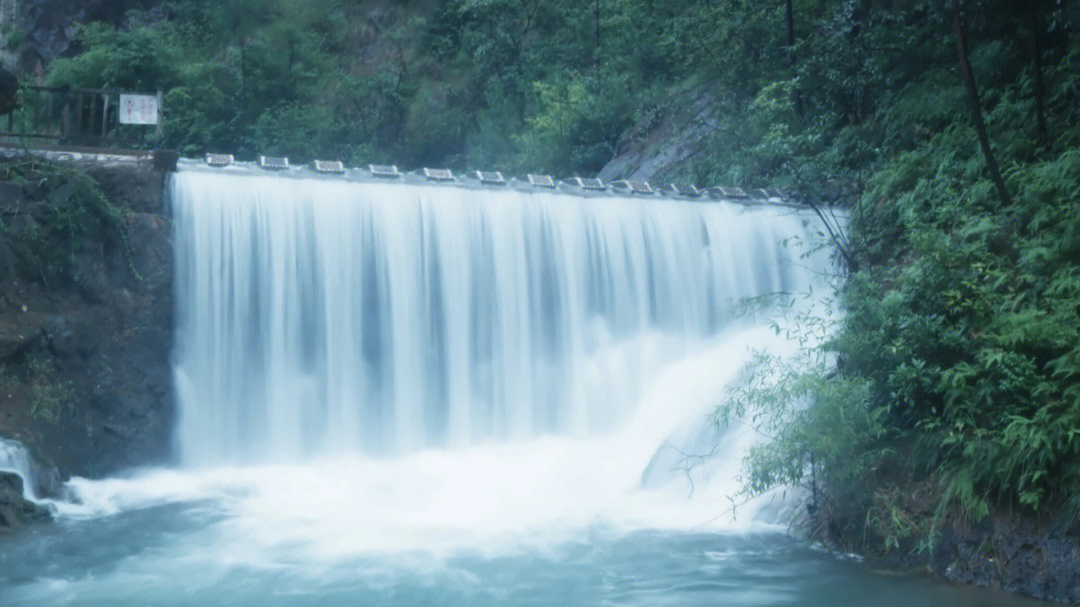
[[0, 471, 50, 530]]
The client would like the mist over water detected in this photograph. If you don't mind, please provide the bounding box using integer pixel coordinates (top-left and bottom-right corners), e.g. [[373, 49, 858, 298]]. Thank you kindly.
[[0, 168, 1037, 606]]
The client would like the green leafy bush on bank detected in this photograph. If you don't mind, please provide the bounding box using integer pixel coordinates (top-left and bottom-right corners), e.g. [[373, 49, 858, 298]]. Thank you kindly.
[[716, 3, 1080, 552], [0, 160, 134, 285]]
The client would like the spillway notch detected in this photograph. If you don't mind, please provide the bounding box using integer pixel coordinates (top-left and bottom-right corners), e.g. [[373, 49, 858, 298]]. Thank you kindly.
[[205, 153, 234, 167], [527, 174, 556, 188], [475, 171, 506, 185], [312, 160, 345, 174], [258, 156, 290, 171], [710, 187, 748, 200], [611, 180, 653, 195], [423, 168, 455, 182], [746, 188, 772, 201], [368, 164, 401, 178], [565, 177, 606, 191], [658, 184, 702, 198], [765, 188, 788, 201]]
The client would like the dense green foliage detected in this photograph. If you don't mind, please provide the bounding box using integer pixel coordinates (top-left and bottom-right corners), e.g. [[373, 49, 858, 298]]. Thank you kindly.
[[0, 159, 134, 285], [32, 0, 1080, 553], [707, 1, 1080, 552], [43, 0, 649, 173]]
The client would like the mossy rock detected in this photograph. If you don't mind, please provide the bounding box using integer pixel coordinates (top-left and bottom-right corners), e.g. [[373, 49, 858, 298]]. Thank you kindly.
[[0, 471, 51, 530]]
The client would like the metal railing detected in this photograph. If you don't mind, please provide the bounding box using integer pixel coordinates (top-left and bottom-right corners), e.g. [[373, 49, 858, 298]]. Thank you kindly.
[[0, 85, 163, 149]]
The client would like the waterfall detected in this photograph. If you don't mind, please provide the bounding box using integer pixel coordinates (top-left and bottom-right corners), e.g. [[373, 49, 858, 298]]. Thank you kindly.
[[170, 167, 830, 472]]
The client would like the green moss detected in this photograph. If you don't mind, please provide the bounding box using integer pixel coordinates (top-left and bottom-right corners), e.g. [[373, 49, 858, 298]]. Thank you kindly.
[[0, 158, 139, 284], [25, 355, 73, 423]]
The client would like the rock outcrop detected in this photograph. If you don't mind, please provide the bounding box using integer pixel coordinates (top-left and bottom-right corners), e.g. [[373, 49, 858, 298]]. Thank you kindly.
[[0, 471, 49, 530], [0, 0, 162, 76], [597, 90, 720, 184], [0, 157, 173, 478]]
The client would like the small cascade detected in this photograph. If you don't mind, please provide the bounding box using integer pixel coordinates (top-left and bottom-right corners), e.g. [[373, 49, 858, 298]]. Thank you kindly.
[[0, 437, 35, 500]]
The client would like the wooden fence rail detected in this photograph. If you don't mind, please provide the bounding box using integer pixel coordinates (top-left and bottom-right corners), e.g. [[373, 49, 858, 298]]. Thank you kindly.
[[0, 86, 163, 149]]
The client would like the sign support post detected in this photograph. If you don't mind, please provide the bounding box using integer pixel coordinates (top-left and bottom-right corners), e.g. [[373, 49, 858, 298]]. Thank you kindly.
[[154, 90, 163, 148]]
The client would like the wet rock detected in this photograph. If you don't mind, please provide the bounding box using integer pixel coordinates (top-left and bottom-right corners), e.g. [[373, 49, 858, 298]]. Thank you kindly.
[[855, 511, 1080, 604], [0, 471, 50, 530], [4, 0, 163, 76], [45, 314, 100, 360], [44, 315, 75, 358], [123, 212, 172, 287], [20, 181, 45, 200], [84, 164, 167, 215], [935, 520, 1080, 603], [102, 423, 134, 440], [0, 160, 174, 478], [152, 150, 179, 172], [598, 89, 720, 183], [0, 182, 24, 204], [0, 67, 16, 115], [73, 248, 112, 304], [0, 320, 37, 359], [29, 463, 63, 499], [46, 183, 77, 206]]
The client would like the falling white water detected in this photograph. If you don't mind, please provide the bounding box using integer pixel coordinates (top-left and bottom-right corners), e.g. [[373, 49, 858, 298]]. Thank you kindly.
[[170, 168, 828, 472], [0, 437, 35, 500]]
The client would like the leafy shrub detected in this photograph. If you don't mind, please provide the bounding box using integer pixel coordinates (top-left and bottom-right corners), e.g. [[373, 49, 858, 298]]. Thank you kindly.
[[27, 355, 73, 423]]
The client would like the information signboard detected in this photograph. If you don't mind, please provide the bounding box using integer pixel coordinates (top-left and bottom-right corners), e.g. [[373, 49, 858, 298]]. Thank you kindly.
[[119, 94, 159, 125]]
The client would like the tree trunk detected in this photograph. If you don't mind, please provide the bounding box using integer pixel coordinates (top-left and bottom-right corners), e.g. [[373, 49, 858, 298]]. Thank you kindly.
[[786, 0, 803, 117], [288, 33, 296, 73], [240, 40, 247, 104], [951, 0, 1012, 207], [594, 0, 601, 71], [785, 0, 795, 63], [1030, 4, 1047, 142]]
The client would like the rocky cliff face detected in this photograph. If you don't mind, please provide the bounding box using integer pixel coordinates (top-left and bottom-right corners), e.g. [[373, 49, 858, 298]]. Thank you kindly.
[[0, 470, 48, 531], [0, 157, 172, 479], [1, 0, 161, 76], [598, 90, 720, 184]]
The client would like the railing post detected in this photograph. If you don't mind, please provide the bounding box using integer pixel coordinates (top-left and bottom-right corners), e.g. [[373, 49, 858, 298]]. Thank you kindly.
[[154, 90, 164, 148], [101, 94, 109, 142], [46, 90, 54, 137], [60, 86, 71, 143], [6, 84, 13, 132], [89, 92, 98, 144], [76, 91, 84, 144]]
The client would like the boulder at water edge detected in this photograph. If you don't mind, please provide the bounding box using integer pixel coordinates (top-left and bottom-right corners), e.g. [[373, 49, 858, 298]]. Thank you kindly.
[[0, 471, 50, 531]]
